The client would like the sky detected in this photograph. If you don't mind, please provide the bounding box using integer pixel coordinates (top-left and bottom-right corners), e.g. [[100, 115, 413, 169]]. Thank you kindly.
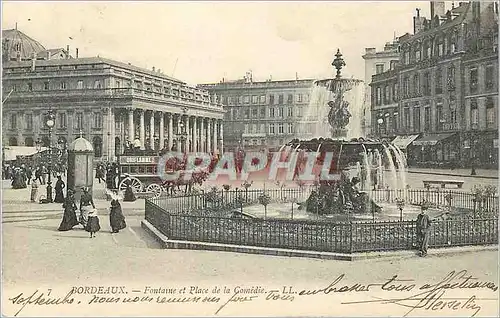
[[2, 1, 443, 86]]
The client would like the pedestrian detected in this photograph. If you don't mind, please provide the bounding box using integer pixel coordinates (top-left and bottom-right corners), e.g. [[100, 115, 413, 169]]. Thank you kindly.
[[122, 175, 136, 202], [85, 208, 101, 238], [109, 199, 126, 233], [79, 187, 95, 227], [416, 203, 431, 257], [58, 189, 79, 231], [30, 178, 40, 202], [25, 165, 32, 185], [35, 167, 43, 184], [54, 175, 65, 203], [41, 165, 48, 185]]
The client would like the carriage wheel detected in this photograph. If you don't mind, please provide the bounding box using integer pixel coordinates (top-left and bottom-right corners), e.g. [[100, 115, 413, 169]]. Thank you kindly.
[[118, 177, 144, 193], [146, 184, 162, 198]]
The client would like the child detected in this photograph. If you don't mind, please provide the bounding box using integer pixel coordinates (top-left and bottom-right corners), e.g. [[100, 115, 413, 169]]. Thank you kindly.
[[85, 208, 101, 238]]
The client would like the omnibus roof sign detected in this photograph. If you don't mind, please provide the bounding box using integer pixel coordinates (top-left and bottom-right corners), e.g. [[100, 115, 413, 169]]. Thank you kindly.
[[119, 156, 159, 165]]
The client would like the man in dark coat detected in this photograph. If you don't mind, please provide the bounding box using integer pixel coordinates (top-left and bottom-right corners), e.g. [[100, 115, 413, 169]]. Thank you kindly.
[[416, 204, 431, 257]]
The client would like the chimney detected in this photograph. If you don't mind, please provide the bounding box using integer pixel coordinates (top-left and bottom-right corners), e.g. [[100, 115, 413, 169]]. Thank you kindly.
[[46, 51, 50, 60], [413, 8, 426, 33], [66, 45, 70, 59], [152, 66, 155, 72], [31, 52, 36, 71], [76, 48, 79, 58], [157, 68, 161, 73], [431, 1, 445, 18]]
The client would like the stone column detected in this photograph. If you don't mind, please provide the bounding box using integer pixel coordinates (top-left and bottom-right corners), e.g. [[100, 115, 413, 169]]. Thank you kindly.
[[110, 108, 116, 160], [212, 119, 217, 153], [206, 118, 211, 153], [218, 119, 223, 154], [200, 118, 205, 152], [17, 112, 24, 145], [149, 111, 155, 150], [193, 117, 198, 152], [102, 107, 109, 159], [186, 116, 191, 152], [139, 110, 145, 149], [168, 113, 173, 151], [34, 110, 41, 141], [159, 112, 165, 151], [128, 108, 134, 142]]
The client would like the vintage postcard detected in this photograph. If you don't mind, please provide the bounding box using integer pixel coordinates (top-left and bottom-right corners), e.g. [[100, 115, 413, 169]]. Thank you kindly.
[[1, 1, 499, 317]]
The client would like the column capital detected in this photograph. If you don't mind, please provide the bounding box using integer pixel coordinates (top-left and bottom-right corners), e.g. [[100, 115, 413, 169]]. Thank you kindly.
[[126, 107, 135, 113]]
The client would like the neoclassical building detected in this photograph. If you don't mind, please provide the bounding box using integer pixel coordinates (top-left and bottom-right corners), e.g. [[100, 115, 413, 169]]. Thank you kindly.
[[2, 29, 225, 160]]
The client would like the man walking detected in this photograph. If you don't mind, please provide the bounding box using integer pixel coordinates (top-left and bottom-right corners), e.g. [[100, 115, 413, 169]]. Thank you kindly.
[[416, 204, 431, 257]]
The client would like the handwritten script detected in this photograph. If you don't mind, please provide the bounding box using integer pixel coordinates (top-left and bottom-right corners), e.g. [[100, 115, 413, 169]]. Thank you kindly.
[[6, 270, 498, 317]]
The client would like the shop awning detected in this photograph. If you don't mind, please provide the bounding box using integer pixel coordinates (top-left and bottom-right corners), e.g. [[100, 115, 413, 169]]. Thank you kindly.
[[2, 146, 48, 161], [413, 133, 457, 146], [392, 134, 420, 149]]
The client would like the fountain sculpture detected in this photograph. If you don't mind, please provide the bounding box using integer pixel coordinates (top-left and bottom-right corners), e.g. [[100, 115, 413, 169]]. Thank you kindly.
[[285, 49, 408, 216]]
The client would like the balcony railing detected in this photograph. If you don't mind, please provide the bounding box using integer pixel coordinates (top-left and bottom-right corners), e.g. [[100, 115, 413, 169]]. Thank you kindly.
[[4, 88, 224, 109]]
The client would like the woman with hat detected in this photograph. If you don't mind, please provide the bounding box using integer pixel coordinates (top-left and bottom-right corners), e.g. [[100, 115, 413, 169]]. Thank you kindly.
[[54, 175, 65, 203], [123, 174, 136, 202], [109, 198, 127, 233], [79, 187, 95, 227], [58, 189, 79, 231]]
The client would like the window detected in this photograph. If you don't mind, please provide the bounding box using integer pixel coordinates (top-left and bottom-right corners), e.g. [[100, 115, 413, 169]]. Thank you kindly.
[[393, 83, 398, 102], [77, 80, 84, 89], [486, 97, 495, 126], [278, 123, 284, 134], [470, 68, 478, 94], [93, 113, 102, 128], [435, 69, 443, 94], [269, 108, 275, 118], [287, 107, 293, 117], [403, 76, 410, 97], [438, 42, 444, 56], [376, 87, 382, 105], [393, 112, 399, 131], [252, 95, 258, 104], [447, 65, 456, 90], [60, 82, 67, 90], [238, 96, 243, 104], [75, 113, 84, 129], [278, 94, 284, 104], [232, 109, 238, 120], [384, 86, 390, 103], [413, 74, 420, 96], [375, 64, 384, 74], [278, 107, 284, 117], [470, 99, 478, 127], [269, 124, 275, 134], [287, 123, 293, 134], [485, 64, 494, 91], [260, 95, 266, 103], [436, 101, 443, 131], [269, 95, 274, 105], [424, 106, 431, 132], [244, 109, 250, 119], [10, 114, 17, 129], [260, 107, 266, 118], [404, 51, 410, 65], [244, 124, 249, 134], [116, 80, 121, 88], [297, 106, 303, 117], [413, 105, 421, 131], [404, 106, 410, 130], [252, 108, 258, 118], [287, 94, 293, 103], [251, 124, 256, 133], [297, 94, 303, 102], [58, 113, 67, 129], [94, 80, 102, 89], [423, 72, 430, 96], [25, 114, 32, 130], [243, 96, 250, 104], [415, 48, 421, 62]]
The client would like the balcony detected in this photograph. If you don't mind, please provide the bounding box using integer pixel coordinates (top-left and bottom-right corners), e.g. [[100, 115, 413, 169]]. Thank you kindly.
[[4, 88, 224, 110]]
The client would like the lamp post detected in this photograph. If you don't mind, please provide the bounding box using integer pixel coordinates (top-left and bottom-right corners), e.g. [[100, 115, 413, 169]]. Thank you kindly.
[[45, 109, 56, 202], [377, 118, 384, 138], [396, 198, 405, 222], [178, 121, 188, 153]]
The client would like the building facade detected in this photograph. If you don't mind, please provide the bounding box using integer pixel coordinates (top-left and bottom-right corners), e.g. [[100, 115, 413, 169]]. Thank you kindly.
[[370, 1, 498, 168], [199, 76, 314, 151], [2, 29, 225, 160], [362, 41, 400, 137]]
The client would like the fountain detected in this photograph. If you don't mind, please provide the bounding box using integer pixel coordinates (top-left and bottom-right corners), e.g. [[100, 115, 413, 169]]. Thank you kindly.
[[285, 49, 409, 217]]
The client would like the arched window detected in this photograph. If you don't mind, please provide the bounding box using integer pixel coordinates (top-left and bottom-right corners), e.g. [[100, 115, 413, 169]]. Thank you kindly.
[[93, 136, 103, 158], [25, 137, 34, 147], [9, 137, 18, 146]]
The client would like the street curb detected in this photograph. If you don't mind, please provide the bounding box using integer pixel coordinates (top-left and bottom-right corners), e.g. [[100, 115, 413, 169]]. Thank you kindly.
[[140, 220, 498, 261], [407, 170, 498, 180]]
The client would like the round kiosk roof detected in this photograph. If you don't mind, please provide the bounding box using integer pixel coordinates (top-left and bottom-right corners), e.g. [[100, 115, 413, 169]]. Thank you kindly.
[[68, 137, 94, 152]]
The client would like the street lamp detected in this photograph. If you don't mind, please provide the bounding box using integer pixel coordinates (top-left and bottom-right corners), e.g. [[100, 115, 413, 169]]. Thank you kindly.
[[377, 118, 384, 137], [178, 121, 188, 153], [45, 109, 56, 202]]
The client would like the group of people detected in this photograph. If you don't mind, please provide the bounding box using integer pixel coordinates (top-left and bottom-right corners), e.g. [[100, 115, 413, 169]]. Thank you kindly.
[[58, 187, 127, 238]]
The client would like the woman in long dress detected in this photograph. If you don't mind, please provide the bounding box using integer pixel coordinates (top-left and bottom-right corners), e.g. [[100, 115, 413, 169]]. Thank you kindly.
[[109, 199, 127, 233], [58, 189, 79, 231], [79, 187, 95, 227], [30, 179, 40, 202], [85, 208, 101, 238], [123, 175, 137, 202], [54, 175, 65, 203]]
